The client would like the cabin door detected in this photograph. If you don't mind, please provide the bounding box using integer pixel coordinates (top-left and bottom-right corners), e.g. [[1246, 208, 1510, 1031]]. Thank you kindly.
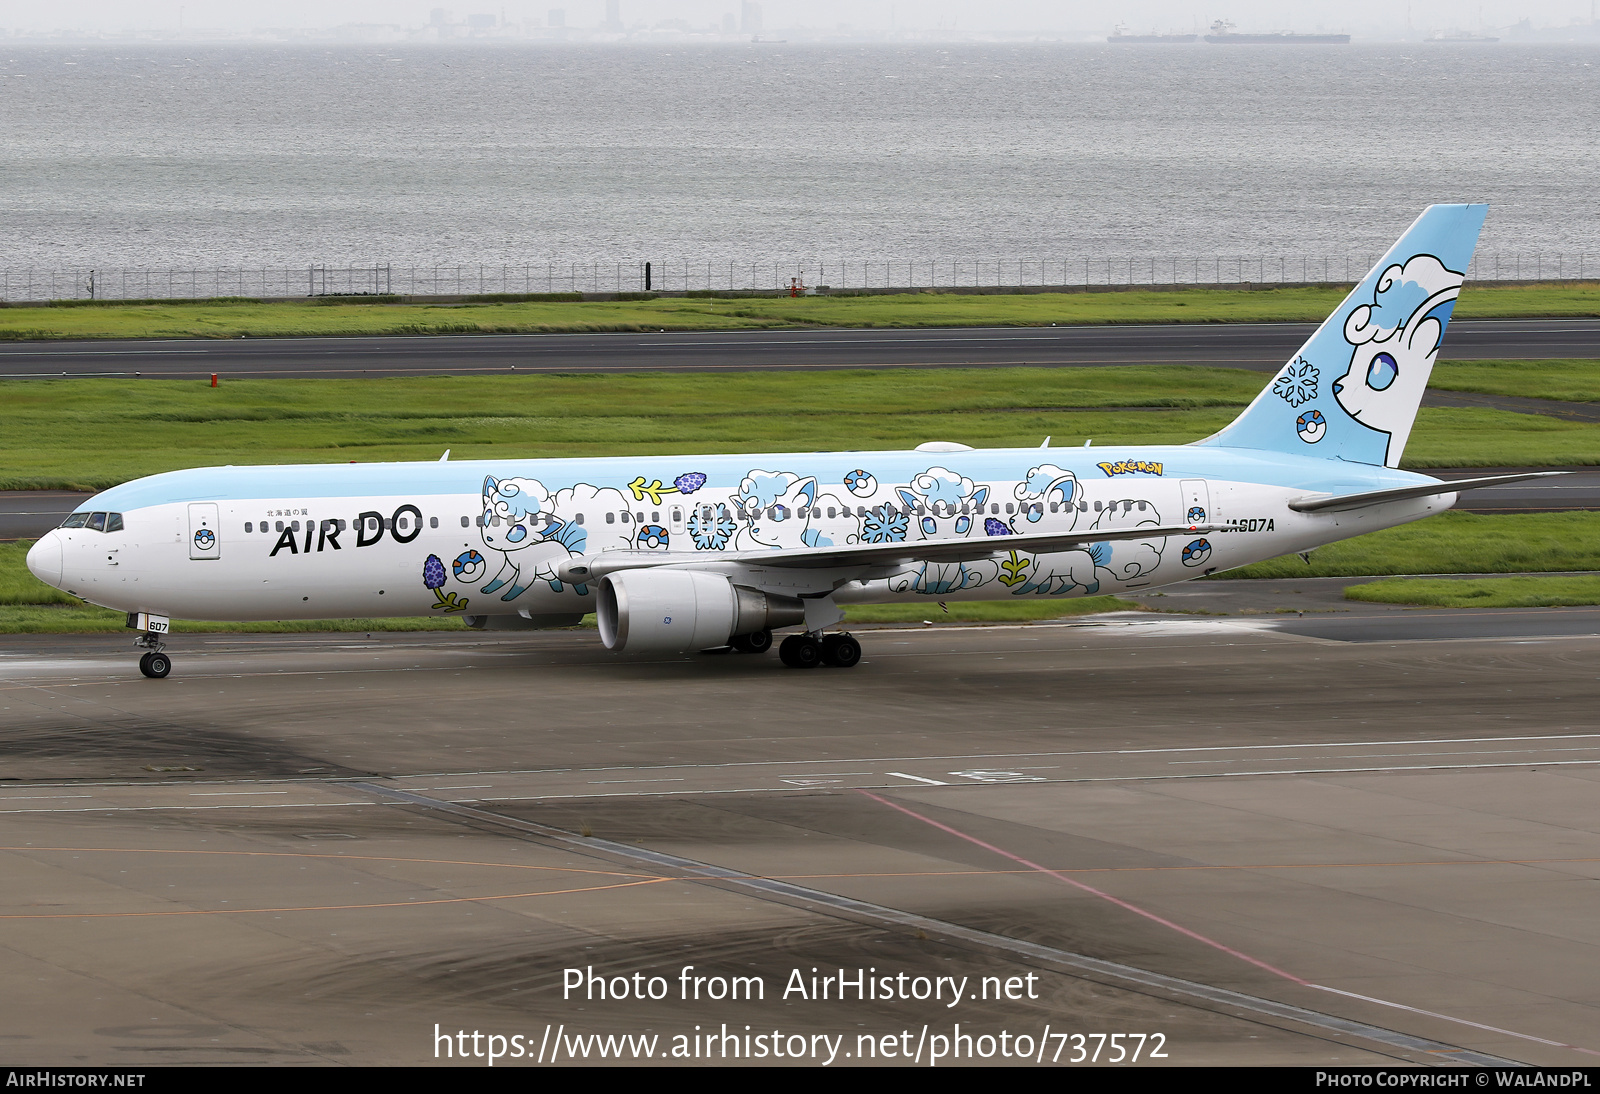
[[1180, 480, 1211, 527], [188, 503, 221, 560]]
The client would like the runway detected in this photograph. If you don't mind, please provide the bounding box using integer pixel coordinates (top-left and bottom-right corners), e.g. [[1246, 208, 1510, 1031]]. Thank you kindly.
[[1, 318, 1597, 379], [2, 610, 1598, 1066]]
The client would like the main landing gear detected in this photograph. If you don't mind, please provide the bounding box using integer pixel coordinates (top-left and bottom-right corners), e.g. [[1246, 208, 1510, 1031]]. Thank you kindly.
[[778, 631, 862, 670], [135, 632, 171, 679]]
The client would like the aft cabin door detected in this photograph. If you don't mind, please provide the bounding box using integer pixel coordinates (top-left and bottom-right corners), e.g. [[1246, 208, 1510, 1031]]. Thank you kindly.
[[188, 503, 221, 560], [1180, 480, 1212, 526]]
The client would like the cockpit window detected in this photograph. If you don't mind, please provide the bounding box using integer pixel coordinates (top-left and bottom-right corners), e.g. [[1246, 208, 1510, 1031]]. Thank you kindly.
[[105, 513, 124, 533], [87, 512, 106, 532], [60, 512, 90, 529]]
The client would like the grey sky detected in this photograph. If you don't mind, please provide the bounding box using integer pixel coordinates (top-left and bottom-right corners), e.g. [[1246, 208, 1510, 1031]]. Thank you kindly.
[[3, 1, 1596, 34]]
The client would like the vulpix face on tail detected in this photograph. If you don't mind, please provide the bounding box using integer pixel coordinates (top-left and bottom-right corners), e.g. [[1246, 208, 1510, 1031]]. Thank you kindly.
[[1203, 204, 1484, 470]]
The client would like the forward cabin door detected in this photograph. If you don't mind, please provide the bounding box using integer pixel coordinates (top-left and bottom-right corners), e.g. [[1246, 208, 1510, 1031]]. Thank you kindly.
[[188, 503, 221, 560], [1180, 479, 1212, 527]]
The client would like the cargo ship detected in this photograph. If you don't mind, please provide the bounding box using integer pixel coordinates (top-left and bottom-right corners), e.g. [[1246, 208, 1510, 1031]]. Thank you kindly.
[[1204, 19, 1350, 43], [1107, 25, 1199, 42]]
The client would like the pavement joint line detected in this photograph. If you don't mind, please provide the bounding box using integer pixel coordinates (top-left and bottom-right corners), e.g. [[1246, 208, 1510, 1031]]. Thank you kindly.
[[3, 733, 1590, 794], [347, 780, 1521, 1067], [858, 789, 1562, 1065], [8, 751, 1598, 813]]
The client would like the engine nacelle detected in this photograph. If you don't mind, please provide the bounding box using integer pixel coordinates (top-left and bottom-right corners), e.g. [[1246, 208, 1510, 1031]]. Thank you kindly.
[[596, 569, 805, 653]]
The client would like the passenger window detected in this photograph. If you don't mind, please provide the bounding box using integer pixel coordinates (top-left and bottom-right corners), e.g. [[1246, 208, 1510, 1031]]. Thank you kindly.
[[1004, 503, 1014, 515], [826, 507, 835, 518], [397, 517, 408, 531], [606, 512, 615, 524], [244, 521, 253, 533], [291, 520, 301, 532], [87, 512, 106, 532], [1137, 500, 1147, 511], [651, 511, 659, 523], [575, 513, 585, 525], [429, 517, 438, 529], [460, 516, 469, 528], [1093, 501, 1102, 512]]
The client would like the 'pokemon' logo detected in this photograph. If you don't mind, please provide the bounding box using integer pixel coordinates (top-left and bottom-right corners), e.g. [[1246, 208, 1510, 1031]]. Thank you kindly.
[[1097, 460, 1164, 477]]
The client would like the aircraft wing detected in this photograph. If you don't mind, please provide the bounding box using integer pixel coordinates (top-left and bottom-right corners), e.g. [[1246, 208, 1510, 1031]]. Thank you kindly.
[[558, 523, 1222, 582], [1287, 471, 1567, 514]]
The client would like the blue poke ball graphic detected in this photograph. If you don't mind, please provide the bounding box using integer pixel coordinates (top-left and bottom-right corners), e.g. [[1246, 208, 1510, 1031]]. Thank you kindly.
[[637, 524, 669, 549], [844, 469, 877, 497], [1181, 538, 1213, 568], [452, 549, 486, 581], [1296, 408, 1327, 444], [193, 528, 215, 550], [1186, 506, 1206, 525]]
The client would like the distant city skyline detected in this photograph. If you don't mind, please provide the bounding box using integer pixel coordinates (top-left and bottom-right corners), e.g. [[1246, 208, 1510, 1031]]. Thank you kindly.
[[1, 1, 1596, 37]]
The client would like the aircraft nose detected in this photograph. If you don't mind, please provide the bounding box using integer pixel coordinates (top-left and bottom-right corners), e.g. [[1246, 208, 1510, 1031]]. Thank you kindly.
[[26, 532, 63, 587]]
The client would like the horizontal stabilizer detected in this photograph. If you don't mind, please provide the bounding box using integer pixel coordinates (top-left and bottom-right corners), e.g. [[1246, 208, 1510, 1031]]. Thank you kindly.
[[558, 522, 1223, 583], [1287, 471, 1566, 514]]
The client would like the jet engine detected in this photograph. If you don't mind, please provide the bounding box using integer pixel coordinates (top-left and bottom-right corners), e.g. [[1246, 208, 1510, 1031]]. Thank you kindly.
[[596, 569, 805, 653]]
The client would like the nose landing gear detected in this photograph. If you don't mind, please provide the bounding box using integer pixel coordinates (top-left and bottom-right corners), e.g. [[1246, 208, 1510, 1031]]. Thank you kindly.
[[134, 632, 171, 679], [778, 631, 861, 669]]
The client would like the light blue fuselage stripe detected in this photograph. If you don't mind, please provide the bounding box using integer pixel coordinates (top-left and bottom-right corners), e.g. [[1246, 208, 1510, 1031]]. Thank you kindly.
[[77, 446, 1432, 515]]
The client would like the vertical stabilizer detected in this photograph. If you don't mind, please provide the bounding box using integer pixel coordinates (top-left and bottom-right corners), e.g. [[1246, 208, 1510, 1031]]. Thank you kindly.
[[1198, 204, 1487, 467]]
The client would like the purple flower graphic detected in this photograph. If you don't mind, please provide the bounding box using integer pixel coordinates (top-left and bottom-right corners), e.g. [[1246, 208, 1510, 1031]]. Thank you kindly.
[[984, 518, 1013, 536], [675, 472, 707, 495], [424, 553, 468, 612]]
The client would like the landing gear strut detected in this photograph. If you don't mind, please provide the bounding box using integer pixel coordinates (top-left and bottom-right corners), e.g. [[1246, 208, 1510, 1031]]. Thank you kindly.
[[779, 631, 861, 669], [135, 632, 171, 679]]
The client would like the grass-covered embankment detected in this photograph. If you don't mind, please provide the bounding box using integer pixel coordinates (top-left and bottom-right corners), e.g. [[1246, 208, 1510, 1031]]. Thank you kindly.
[[2, 282, 1597, 342], [1224, 511, 1600, 579], [1345, 575, 1600, 609], [1, 364, 1597, 491]]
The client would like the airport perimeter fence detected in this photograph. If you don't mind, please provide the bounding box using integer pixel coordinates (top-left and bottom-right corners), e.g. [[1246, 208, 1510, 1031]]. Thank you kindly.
[[2, 253, 1596, 302]]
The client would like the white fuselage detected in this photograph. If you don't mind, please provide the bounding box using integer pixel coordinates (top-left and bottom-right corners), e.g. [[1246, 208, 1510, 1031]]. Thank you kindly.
[[27, 444, 1451, 626]]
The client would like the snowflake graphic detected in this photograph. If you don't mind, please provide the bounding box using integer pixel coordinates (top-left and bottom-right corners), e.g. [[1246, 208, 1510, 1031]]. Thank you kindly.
[[860, 505, 909, 543], [1272, 357, 1319, 408], [686, 507, 737, 550]]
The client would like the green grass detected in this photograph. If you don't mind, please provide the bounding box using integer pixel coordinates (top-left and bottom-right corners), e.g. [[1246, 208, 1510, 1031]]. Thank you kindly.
[[2, 282, 1597, 342], [3, 368, 1599, 491], [0, 603, 476, 634], [1429, 360, 1600, 404], [1224, 511, 1600, 579], [840, 596, 1137, 624], [1345, 575, 1600, 609]]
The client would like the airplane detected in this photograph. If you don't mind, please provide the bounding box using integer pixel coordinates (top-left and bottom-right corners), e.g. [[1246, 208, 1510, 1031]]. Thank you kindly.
[[26, 204, 1556, 679]]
